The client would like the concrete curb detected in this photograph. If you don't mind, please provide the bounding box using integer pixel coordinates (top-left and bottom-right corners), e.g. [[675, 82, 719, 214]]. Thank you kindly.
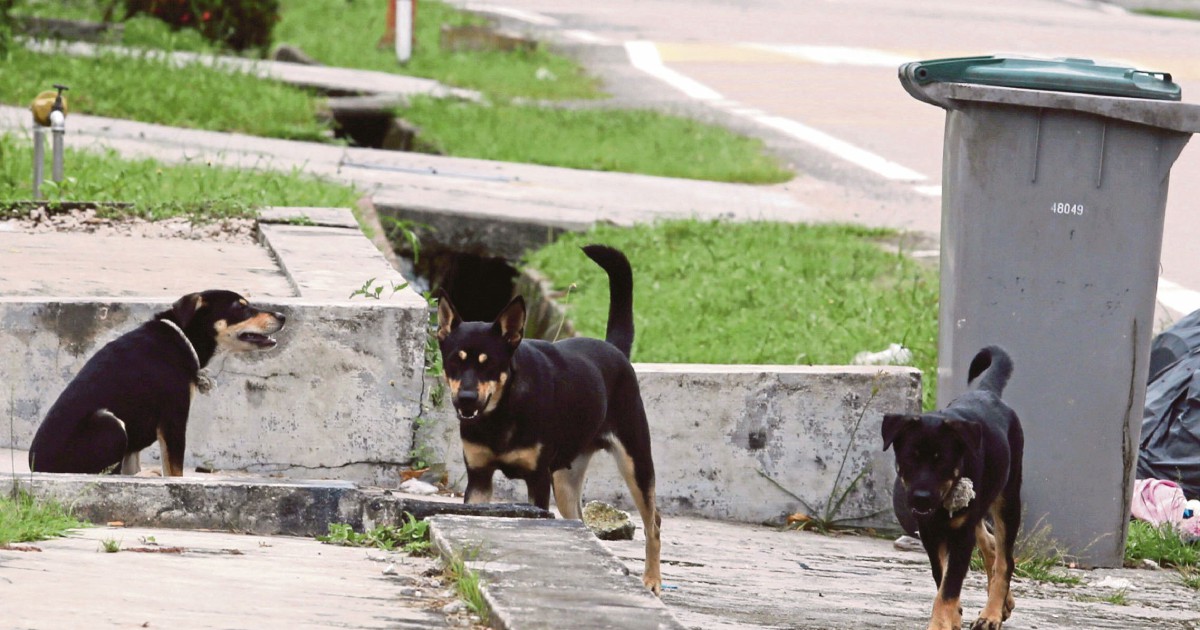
[[429, 515, 685, 630], [10, 473, 551, 536]]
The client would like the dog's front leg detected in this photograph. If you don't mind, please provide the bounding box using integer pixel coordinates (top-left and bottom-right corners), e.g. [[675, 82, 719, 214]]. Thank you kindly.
[[928, 531, 974, 630], [464, 466, 494, 504]]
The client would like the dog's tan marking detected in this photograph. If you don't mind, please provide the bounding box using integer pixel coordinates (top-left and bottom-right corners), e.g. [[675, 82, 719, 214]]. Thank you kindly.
[[239, 299, 248, 306], [978, 498, 1015, 624], [446, 377, 462, 399], [609, 438, 662, 596], [478, 373, 509, 414], [458, 350, 467, 360], [461, 440, 494, 469], [497, 444, 542, 472], [156, 426, 183, 477], [478, 353, 487, 364], [949, 511, 970, 530], [976, 520, 998, 583], [929, 594, 962, 630], [216, 312, 283, 352], [551, 451, 594, 520]]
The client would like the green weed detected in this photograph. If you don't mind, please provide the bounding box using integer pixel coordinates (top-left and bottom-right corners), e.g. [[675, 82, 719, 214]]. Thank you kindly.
[[317, 516, 432, 556], [0, 490, 84, 545], [1125, 520, 1199, 569], [1011, 520, 1082, 586], [524, 220, 940, 408], [99, 536, 121, 553], [443, 551, 488, 624], [1132, 8, 1200, 21]]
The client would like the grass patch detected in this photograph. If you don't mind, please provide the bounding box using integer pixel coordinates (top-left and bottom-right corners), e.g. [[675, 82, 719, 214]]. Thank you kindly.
[[316, 516, 432, 556], [1132, 8, 1200, 21], [0, 490, 84, 545], [0, 46, 329, 141], [443, 551, 489, 624], [402, 97, 793, 184], [969, 520, 1082, 585], [0, 133, 358, 220], [1125, 520, 1199, 569], [523, 220, 939, 408], [275, 0, 600, 101], [1181, 568, 1200, 590]]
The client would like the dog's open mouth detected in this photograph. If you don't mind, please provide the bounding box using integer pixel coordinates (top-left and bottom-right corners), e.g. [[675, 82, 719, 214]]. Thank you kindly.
[[456, 395, 492, 422], [911, 507, 935, 518], [238, 332, 277, 348]]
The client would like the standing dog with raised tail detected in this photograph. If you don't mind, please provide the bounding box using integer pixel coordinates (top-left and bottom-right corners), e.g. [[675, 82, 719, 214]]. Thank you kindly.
[[882, 345, 1024, 630], [435, 244, 662, 595]]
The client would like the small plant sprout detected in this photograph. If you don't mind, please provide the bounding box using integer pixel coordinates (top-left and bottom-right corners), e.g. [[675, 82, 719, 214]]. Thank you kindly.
[[100, 537, 122, 553], [349, 278, 409, 300]]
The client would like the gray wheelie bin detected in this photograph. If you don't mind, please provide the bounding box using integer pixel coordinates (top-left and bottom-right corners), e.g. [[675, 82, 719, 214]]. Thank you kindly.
[[899, 56, 1200, 567]]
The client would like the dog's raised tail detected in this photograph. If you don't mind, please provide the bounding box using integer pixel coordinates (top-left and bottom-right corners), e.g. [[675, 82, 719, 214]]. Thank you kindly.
[[967, 345, 1014, 395], [582, 244, 634, 358]]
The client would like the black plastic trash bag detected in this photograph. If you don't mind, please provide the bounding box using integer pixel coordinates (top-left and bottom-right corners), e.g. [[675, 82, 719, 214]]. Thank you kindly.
[[1139, 309, 1200, 498]]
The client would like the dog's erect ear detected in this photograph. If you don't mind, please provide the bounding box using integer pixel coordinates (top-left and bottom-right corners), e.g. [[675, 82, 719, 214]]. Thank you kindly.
[[171, 293, 205, 328], [881, 413, 919, 451], [494, 295, 526, 348], [946, 419, 984, 454], [436, 289, 461, 341]]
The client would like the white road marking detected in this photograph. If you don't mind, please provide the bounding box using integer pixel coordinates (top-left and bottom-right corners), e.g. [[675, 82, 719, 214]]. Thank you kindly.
[[755, 115, 928, 182], [625, 41, 927, 182], [625, 40, 724, 101], [563, 29, 612, 45], [1157, 278, 1200, 317], [742, 43, 913, 67]]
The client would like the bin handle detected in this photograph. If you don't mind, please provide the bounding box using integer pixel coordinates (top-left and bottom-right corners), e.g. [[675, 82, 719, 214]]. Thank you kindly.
[[1130, 69, 1174, 84]]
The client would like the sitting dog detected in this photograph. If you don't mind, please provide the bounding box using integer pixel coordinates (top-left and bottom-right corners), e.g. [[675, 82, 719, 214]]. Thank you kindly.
[[435, 245, 662, 594], [882, 345, 1024, 630], [29, 290, 286, 476]]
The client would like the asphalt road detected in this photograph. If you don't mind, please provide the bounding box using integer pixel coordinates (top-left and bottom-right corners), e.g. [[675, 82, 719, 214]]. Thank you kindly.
[[463, 0, 1200, 318]]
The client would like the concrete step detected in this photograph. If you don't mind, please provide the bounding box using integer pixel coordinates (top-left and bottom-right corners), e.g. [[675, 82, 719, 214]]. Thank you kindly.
[[429, 515, 685, 630]]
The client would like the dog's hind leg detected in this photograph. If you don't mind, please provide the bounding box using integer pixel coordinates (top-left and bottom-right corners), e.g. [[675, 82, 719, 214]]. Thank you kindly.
[[975, 497, 1020, 628], [552, 451, 594, 520], [609, 436, 662, 596], [31, 409, 128, 474], [525, 470, 552, 510]]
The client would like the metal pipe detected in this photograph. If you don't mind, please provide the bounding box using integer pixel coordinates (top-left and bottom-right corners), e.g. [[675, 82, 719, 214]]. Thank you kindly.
[[50, 109, 65, 183], [32, 126, 45, 199]]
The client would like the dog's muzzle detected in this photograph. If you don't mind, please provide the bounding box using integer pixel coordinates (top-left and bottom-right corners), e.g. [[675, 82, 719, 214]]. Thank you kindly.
[[239, 312, 286, 348], [454, 391, 491, 422]]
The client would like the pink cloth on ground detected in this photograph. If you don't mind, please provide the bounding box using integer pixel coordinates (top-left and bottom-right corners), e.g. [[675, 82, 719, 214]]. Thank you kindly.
[[1131, 478, 1189, 534]]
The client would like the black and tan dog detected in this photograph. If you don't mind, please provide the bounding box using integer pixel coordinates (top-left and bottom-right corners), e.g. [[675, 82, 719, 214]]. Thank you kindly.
[[882, 345, 1024, 630], [29, 290, 286, 476], [435, 245, 662, 594]]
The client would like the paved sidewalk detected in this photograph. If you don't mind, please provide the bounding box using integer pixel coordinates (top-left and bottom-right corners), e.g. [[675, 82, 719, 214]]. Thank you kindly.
[[0, 525, 453, 630]]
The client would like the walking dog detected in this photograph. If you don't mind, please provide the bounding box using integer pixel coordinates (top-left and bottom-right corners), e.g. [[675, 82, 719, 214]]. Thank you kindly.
[[882, 345, 1024, 630], [29, 290, 286, 476], [435, 245, 662, 594]]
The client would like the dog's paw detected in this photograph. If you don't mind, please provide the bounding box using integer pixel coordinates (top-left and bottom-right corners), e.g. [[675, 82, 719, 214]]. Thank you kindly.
[[970, 616, 1002, 630], [133, 469, 162, 478], [643, 575, 662, 597], [1002, 595, 1015, 620]]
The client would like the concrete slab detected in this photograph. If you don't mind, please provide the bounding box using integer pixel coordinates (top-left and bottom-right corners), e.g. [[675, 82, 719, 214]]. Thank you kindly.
[[601, 516, 1200, 630], [0, 230, 294, 297], [0, 525, 451, 629], [429, 515, 684, 630]]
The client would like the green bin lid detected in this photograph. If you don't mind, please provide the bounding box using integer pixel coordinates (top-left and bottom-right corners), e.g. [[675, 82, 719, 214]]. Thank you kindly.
[[906, 55, 1180, 101]]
